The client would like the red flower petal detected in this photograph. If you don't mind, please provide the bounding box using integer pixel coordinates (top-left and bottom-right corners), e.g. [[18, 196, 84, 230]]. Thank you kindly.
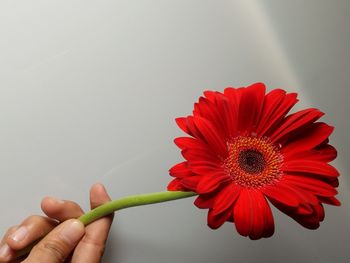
[[215, 93, 239, 137], [297, 203, 314, 215], [223, 86, 242, 101], [193, 116, 227, 156], [181, 148, 219, 163], [237, 83, 266, 133], [169, 162, 193, 178], [176, 116, 207, 141], [233, 189, 275, 239], [194, 194, 215, 209], [283, 175, 338, 197], [312, 144, 337, 162], [318, 196, 341, 206], [289, 204, 325, 229], [282, 122, 334, 156], [251, 191, 275, 239], [203, 90, 223, 103], [290, 185, 319, 206], [233, 189, 252, 237], [315, 203, 325, 221], [188, 160, 223, 175], [282, 160, 339, 178], [257, 90, 298, 137], [167, 178, 186, 191], [174, 137, 209, 151], [180, 176, 201, 190], [207, 208, 232, 229], [291, 213, 321, 229], [185, 116, 206, 141], [175, 117, 191, 136], [212, 184, 241, 215], [270, 108, 324, 143], [283, 144, 337, 163], [262, 181, 301, 208], [196, 173, 230, 194], [193, 97, 226, 136]]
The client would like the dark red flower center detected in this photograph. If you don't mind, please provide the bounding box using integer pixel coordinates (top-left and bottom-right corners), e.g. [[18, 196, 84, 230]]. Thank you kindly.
[[238, 150, 266, 174], [223, 136, 283, 188]]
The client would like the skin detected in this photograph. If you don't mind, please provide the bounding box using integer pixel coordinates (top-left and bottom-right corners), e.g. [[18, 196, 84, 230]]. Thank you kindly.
[[0, 183, 114, 263]]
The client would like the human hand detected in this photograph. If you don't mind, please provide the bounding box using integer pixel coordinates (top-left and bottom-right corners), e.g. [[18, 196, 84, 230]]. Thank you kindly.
[[0, 183, 114, 263]]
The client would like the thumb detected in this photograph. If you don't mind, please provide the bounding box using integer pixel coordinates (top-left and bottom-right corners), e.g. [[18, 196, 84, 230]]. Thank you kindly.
[[23, 219, 85, 263]]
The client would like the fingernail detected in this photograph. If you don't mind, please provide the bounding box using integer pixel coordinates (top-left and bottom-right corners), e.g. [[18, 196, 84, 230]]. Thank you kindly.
[[9, 226, 28, 242], [0, 244, 11, 260], [93, 183, 105, 191], [50, 197, 65, 204], [60, 220, 85, 244]]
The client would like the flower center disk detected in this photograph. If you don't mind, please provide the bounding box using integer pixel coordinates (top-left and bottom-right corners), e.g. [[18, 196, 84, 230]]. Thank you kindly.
[[223, 136, 283, 188], [238, 150, 266, 174]]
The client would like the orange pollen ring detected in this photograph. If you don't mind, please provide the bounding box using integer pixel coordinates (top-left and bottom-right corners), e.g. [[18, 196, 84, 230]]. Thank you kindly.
[[223, 136, 283, 188]]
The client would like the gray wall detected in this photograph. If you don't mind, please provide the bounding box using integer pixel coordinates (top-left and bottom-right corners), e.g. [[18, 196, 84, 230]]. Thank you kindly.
[[0, 1, 349, 262]]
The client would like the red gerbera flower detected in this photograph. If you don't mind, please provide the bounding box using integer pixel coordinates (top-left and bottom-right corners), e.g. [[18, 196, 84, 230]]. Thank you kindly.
[[168, 83, 340, 240]]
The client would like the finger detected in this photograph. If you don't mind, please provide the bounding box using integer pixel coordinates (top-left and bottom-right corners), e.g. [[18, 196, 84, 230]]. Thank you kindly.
[[71, 183, 114, 263], [6, 215, 57, 251], [23, 219, 85, 263], [0, 226, 18, 246], [87, 183, 114, 244], [0, 226, 19, 262], [41, 197, 85, 222]]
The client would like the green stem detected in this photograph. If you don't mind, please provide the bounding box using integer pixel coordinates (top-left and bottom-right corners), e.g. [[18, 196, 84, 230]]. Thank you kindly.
[[79, 191, 197, 225], [12, 191, 197, 262]]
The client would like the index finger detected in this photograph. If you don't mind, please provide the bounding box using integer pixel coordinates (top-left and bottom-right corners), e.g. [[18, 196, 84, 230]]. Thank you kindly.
[[70, 183, 114, 263], [23, 219, 85, 263]]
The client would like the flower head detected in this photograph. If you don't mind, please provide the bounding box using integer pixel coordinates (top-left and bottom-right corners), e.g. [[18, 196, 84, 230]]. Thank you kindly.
[[168, 83, 340, 240]]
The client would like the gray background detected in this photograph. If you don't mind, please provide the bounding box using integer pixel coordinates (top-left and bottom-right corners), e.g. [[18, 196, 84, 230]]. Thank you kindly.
[[0, 0, 349, 262]]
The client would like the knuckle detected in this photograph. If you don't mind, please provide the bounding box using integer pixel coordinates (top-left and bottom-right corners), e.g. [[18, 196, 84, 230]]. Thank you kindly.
[[82, 239, 106, 258], [23, 215, 43, 225], [92, 242, 106, 258], [35, 238, 68, 262], [22, 215, 46, 234], [22, 215, 57, 234], [81, 234, 106, 257], [69, 201, 84, 212]]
